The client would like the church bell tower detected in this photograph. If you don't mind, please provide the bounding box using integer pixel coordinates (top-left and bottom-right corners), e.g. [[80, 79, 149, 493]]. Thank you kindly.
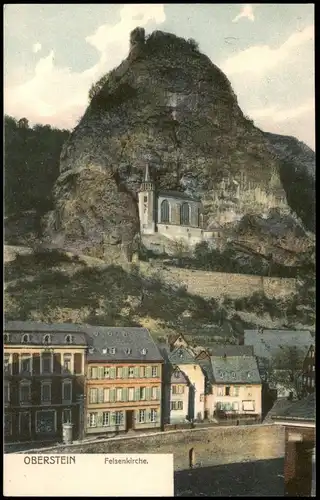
[[138, 164, 156, 235]]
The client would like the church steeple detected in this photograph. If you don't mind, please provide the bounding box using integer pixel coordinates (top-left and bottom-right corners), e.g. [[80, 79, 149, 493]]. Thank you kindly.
[[140, 164, 154, 192]]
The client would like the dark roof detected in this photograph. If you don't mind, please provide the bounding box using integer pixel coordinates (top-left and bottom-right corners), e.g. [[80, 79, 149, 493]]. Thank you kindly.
[[158, 190, 200, 202], [263, 400, 294, 423], [211, 345, 254, 357], [85, 326, 164, 363], [272, 393, 316, 423], [4, 321, 87, 346], [210, 356, 261, 384], [171, 367, 189, 384], [197, 358, 214, 383], [244, 329, 314, 360], [168, 346, 197, 365]]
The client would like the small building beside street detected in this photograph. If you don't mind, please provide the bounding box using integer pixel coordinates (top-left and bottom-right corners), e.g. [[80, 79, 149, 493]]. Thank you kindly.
[[272, 393, 316, 497]]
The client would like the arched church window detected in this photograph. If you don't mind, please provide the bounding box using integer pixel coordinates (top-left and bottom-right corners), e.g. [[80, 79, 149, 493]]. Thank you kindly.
[[180, 203, 190, 226], [161, 200, 170, 223]]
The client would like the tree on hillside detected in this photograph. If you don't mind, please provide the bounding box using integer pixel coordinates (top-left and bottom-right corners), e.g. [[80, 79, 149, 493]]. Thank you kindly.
[[88, 74, 109, 101], [267, 345, 306, 399], [4, 115, 70, 217]]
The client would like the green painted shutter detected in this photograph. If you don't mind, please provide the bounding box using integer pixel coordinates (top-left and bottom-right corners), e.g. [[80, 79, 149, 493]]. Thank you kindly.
[[146, 366, 152, 378], [147, 410, 151, 422], [156, 386, 161, 401], [111, 412, 116, 424], [134, 366, 139, 378], [122, 388, 128, 402], [86, 413, 91, 428], [135, 387, 140, 401], [110, 388, 116, 402], [97, 412, 103, 427], [110, 367, 116, 379], [120, 411, 124, 423], [123, 366, 129, 378], [99, 367, 104, 379], [146, 387, 151, 401], [117, 367, 123, 378], [98, 388, 104, 403]]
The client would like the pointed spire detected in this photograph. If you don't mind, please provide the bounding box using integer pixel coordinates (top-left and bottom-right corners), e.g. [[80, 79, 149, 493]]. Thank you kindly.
[[144, 163, 150, 182]]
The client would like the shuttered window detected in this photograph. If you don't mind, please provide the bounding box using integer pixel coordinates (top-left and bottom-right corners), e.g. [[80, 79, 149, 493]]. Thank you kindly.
[[151, 366, 158, 377], [128, 367, 135, 378], [109, 389, 116, 402], [116, 388, 122, 402], [122, 388, 128, 402], [140, 366, 146, 378], [110, 368, 116, 379], [140, 387, 146, 400], [123, 366, 129, 378], [117, 367, 123, 378], [104, 388, 110, 402], [90, 367, 98, 379], [89, 388, 98, 404], [98, 367, 105, 379], [128, 388, 135, 401], [146, 366, 152, 378], [150, 409, 157, 422], [151, 387, 158, 400]]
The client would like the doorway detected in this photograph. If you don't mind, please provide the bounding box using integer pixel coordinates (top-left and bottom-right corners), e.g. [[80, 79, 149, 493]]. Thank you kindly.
[[126, 410, 134, 431]]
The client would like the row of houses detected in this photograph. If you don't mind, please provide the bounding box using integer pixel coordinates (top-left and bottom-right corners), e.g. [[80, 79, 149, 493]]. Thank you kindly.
[[4, 321, 315, 444]]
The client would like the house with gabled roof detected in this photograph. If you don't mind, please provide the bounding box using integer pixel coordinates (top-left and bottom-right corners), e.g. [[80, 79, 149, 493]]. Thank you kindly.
[[160, 344, 206, 423], [244, 329, 314, 399], [199, 353, 262, 421]]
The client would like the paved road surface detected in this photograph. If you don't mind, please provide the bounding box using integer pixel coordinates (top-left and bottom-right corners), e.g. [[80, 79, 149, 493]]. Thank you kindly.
[[175, 458, 284, 496]]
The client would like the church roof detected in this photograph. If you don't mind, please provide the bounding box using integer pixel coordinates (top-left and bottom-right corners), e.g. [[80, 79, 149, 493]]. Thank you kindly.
[[158, 190, 200, 202]]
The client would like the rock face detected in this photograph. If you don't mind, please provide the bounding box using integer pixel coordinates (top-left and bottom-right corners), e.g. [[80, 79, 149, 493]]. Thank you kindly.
[[44, 28, 315, 261]]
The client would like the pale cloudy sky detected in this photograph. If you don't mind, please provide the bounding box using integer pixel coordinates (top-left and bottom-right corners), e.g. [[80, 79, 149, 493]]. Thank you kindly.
[[4, 4, 315, 149]]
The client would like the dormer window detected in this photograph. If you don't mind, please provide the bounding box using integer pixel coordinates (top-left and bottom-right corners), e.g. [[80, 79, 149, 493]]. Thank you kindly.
[[110, 348, 116, 355], [102, 348, 108, 354], [232, 372, 236, 379], [21, 334, 30, 344], [247, 372, 251, 379], [123, 332, 128, 337], [125, 348, 132, 355], [4, 334, 9, 344], [43, 334, 51, 344], [141, 348, 147, 355], [89, 347, 95, 354], [65, 335, 73, 344], [219, 371, 224, 378]]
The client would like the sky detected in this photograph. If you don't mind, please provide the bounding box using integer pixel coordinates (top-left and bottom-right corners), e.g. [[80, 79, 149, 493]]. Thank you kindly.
[[4, 4, 315, 149]]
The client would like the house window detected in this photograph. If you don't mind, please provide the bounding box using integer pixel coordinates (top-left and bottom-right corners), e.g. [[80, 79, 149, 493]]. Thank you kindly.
[[246, 386, 252, 396], [4, 382, 10, 404], [140, 366, 146, 378], [36, 410, 56, 434], [41, 353, 52, 374], [62, 380, 72, 404], [21, 334, 30, 344], [311, 379, 315, 388], [103, 412, 110, 426], [151, 366, 158, 377], [65, 335, 73, 344], [232, 402, 239, 411], [150, 409, 157, 423], [217, 387, 224, 396], [114, 411, 123, 426], [110, 348, 116, 355], [104, 388, 110, 402], [63, 409, 72, 423], [180, 202, 190, 226], [172, 385, 184, 395], [41, 382, 52, 404], [19, 411, 31, 436], [20, 381, 31, 404], [89, 388, 98, 404], [63, 354, 72, 374], [138, 409, 146, 423], [104, 367, 110, 378], [151, 387, 158, 400], [128, 388, 135, 401], [43, 334, 51, 344], [90, 367, 98, 379], [225, 386, 231, 396], [117, 367, 123, 378], [140, 387, 146, 400], [312, 365, 315, 372], [20, 354, 32, 374], [171, 401, 183, 411], [128, 367, 135, 378], [4, 354, 11, 375], [242, 400, 255, 412], [161, 199, 170, 223], [88, 413, 97, 428], [233, 386, 240, 397], [4, 414, 12, 436], [116, 388, 123, 402]]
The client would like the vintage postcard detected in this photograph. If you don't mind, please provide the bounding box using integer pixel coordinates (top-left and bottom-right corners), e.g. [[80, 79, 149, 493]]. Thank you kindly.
[[4, 4, 315, 497]]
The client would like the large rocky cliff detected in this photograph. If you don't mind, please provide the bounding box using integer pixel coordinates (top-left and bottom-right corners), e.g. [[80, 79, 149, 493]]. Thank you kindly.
[[43, 28, 315, 262]]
